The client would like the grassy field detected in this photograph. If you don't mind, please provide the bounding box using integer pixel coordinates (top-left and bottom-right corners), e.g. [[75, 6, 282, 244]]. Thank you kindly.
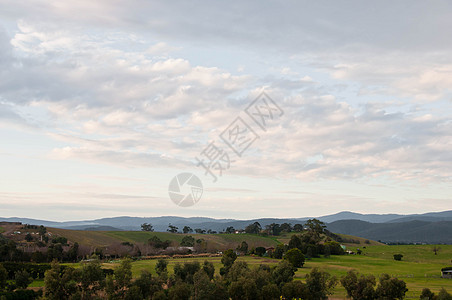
[[92, 244, 452, 299], [40, 229, 452, 298], [292, 244, 452, 298]]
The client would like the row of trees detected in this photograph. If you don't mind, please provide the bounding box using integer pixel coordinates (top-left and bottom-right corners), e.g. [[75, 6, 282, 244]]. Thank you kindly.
[[140, 219, 327, 236], [141, 223, 220, 235]]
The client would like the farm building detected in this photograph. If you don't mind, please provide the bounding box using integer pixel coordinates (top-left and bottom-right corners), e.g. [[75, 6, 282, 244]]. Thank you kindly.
[[442, 267, 452, 278]]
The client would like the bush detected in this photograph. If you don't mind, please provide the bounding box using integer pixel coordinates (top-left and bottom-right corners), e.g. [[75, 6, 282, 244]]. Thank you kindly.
[[254, 247, 266, 257], [341, 270, 376, 299], [0, 289, 42, 300], [393, 254, 403, 261], [420, 287, 435, 299], [437, 287, 452, 300], [375, 273, 407, 299]]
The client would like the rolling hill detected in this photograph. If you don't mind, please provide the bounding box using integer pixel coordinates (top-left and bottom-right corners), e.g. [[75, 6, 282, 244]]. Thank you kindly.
[[1, 210, 451, 244]]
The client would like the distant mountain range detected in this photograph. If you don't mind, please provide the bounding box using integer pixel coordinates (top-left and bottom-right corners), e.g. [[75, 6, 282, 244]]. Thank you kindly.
[[1, 210, 451, 244], [327, 220, 452, 244]]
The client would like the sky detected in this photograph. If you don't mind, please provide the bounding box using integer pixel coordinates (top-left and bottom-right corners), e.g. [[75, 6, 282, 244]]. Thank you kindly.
[[0, 1, 451, 221]]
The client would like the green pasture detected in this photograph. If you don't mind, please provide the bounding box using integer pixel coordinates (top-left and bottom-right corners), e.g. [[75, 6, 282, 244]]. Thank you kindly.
[[97, 244, 452, 299]]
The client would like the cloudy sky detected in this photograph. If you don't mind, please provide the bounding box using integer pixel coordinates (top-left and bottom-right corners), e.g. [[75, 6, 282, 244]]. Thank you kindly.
[[0, 1, 451, 221]]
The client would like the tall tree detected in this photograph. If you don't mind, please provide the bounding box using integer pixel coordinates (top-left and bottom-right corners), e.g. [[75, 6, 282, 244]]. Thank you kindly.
[[167, 223, 178, 233], [245, 222, 262, 234], [220, 249, 237, 275], [141, 223, 154, 232], [183, 226, 193, 234], [305, 268, 337, 299], [305, 219, 326, 235], [293, 224, 304, 232]]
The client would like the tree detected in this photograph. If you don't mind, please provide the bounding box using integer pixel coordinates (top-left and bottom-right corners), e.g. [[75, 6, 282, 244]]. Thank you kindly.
[[202, 260, 215, 280], [273, 244, 286, 259], [0, 263, 7, 291], [141, 223, 154, 232], [282, 280, 307, 299], [155, 259, 168, 278], [25, 233, 33, 242], [288, 234, 302, 250], [167, 224, 178, 233], [437, 287, 452, 300], [168, 281, 191, 300], [133, 270, 161, 299], [432, 246, 441, 255], [393, 254, 403, 261], [15, 270, 33, 289], [148, 235, 171, 249], [245, 222, 261, 234], [66, 242, 79, 262], [280, 223, 293, 233], [305, 218, 326, 235], [293, 223, 304, 232], [192, 270, 213, 300], [341, 270, 376, 300], [375, 273, 408, 300], [265, 223, 281, 236], [272, 260, 296, 287], [225, 226, 235, 234], [262, 283, 280, 300], [174, 262, 200, 284], [284, 248, 305, 268], [420, 287, 436, 300], [44, 260, 78, 300], [324, 240, 345, 255], [39, 226, 47, 241], [79, 258, 106, 299], [237, 241, 248, 254], [255, 246, 266, 257], [229, 277, 258, 300], [181, 235, 195, 247], [183, 226, 193, 234], [305, 267, 337, 299], [220, 249, 237, 275], [195, 228, 206, 234], [114, 258, 133, 295]]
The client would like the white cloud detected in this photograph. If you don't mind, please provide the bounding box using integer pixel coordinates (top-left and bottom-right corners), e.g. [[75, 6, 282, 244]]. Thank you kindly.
[[0, 1, 451, 219]]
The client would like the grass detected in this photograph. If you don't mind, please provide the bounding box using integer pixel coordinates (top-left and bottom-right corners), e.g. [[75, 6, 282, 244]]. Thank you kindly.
[[292, 244, 452, 298], [95, 245, 452, 299]]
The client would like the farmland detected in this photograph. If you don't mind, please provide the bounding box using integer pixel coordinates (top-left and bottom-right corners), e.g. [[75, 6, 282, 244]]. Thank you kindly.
[[58, 244, 452, 299]]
